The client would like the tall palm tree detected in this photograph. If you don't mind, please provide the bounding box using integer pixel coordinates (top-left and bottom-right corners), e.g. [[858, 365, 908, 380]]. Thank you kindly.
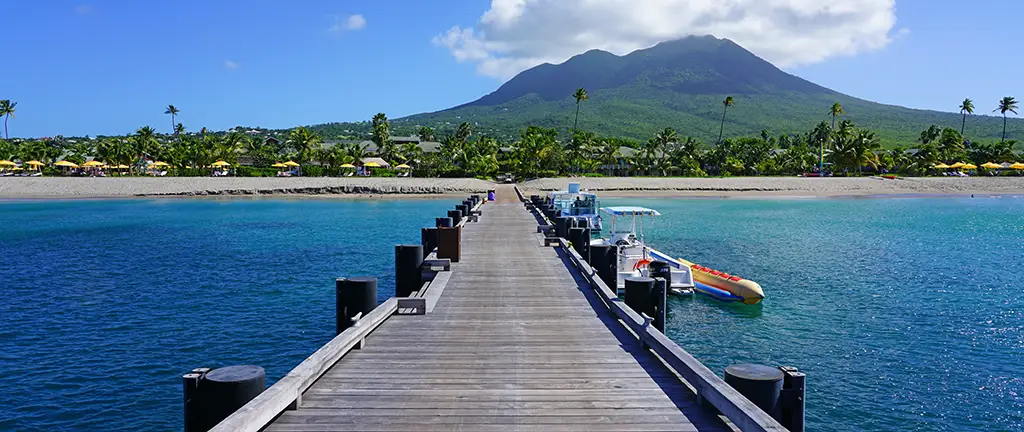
[[718, 96, 734, 143], [959, 98, 974, 136], [654, 127, 677, 176], [572, 88, 588, 134], [822, 102, 844, 171], [995, 97, 1018, 143], [174, 123, 186, 136], [164, 105, 180, 135], [0, 100, 17, 139]]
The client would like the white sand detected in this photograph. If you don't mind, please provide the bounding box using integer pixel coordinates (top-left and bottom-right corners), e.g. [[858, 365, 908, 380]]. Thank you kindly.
[[520, 177, 1024, 197], [0, 177, 494, 198], [3, 176, 1024, 199]]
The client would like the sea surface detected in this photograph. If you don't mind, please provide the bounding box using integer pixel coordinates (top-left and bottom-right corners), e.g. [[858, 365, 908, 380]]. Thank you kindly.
[[1, 196, 1022, 431]]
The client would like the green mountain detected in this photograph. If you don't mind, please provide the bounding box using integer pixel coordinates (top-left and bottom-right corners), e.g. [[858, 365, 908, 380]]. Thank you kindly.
[[395, 35, 1021, 147]]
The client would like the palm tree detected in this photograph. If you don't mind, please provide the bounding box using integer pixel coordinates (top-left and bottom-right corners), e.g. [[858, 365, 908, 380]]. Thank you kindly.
[[718, 96, 734, 143], [418, 126, 435, 142], [174, 123, 186, 137], [0, 100, 17, 139], [654, 127, 677, 175], [828, 102, 844, 129], [995, 97, 1018, 143], [164, 105, 180, 135], [572, 87, 588, 134], [959, 98, 974, 136]]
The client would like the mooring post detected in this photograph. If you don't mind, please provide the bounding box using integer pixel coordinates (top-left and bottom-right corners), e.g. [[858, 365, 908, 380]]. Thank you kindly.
[[568, 227, 585, 256], [437, 226, 462, 262], [555, 216, 569, 239], [724, 364, 785, 417], [448, 209, 463, 224], [421, 227, 438, 255], [624, 276, 656, 318], [183, 365, 266, 432], [336, 277, 378, 335], [436, 217, 453, 228], [395, 244, 425, 297], [778, 366, 806, 432]]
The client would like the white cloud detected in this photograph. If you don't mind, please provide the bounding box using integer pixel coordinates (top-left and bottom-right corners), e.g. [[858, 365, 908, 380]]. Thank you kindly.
[[329, 14, 366, 32], [224, 60, 239, 70], [434, 0, 901, 79]]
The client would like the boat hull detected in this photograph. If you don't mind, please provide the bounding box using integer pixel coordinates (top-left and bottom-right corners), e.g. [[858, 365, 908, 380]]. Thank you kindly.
[[677, 258, 764, 305]]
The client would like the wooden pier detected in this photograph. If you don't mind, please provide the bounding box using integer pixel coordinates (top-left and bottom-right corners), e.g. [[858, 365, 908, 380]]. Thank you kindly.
[[208, 185, 786, 432]]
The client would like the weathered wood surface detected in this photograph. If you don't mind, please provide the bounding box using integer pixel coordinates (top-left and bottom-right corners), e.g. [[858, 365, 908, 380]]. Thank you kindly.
[[266, 185, 733, 432]]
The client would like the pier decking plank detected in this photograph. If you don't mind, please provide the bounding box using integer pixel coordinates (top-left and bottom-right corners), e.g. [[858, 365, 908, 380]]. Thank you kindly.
[[265, 186, 731, 432]]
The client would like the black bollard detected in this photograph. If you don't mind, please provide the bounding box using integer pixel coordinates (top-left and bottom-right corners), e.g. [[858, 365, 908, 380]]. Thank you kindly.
[[580, 227, 591, 261], [395, 244, 424, 297], [183, 365, 266, 432], [448, 209, 463, 224], [421, 227, 438, 254], [778, 366, 806, 432], [724, 364, 785, 416], [576, 218, 589, 229], [651, 276, 668, 331], [436, 217, 453, 228], [588, 244, 612, 286], [568, 227, 585, 256], [555, 216, 569, 238], [456, 204, 469, 216], [624, 276, 656, 318], [336, 277, 378, 335]]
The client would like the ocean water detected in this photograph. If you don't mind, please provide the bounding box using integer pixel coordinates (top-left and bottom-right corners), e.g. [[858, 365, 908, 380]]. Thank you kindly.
[[0, 198, 453, 431], [1, 197, 1022, 431], [602, 196, 1024, 432]]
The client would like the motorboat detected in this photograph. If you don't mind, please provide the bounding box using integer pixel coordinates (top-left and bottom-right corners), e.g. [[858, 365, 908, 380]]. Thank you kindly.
[[590, 206, 694, 296], [548, 182, 603, 233]]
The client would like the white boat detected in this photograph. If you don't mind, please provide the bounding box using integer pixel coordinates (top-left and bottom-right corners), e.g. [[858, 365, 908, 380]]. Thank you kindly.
[[548, 182, 603, 233], [590, 206, 694, 297]]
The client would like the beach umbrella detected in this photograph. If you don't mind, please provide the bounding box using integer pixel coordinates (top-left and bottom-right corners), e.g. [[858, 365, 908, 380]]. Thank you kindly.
[[0, 160, 16, 166], [271, 162, 287, 168], [981, 162, 1002, 169], [339, 163, 355, 168], [1010, 163, 1024, 170], [283, 161, 300, 167], [151, 161, 169, 167], [116, 164, 130, 169], [55, 160, 79, 168], [395, 163, 411, 169], [364, 161, 381, 168], [948, 162, 966, 169], [962, 164, 977, 170], [82, 160, 104, 167], [211, 161, 230, 167], [932, 163, 950, 169]]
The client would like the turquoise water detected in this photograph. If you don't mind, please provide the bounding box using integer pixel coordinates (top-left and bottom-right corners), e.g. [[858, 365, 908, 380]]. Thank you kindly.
[[602, 196, 1024, 431], [0, 198, 453, 431], [1, 197, 1022, 431]]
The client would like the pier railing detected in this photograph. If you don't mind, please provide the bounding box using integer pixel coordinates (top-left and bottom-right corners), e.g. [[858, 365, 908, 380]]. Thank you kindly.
[[518, 186, 787, 432]]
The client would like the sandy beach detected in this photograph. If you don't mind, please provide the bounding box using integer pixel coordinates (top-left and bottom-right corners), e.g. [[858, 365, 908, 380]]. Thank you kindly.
[[0, 177, 495, 199], [2, 176, 1024, 199], [520, 177, 1024, 197]]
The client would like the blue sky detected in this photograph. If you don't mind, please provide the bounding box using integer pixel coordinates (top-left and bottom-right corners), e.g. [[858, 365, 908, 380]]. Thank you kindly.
[[4, 0, 1021, 138]]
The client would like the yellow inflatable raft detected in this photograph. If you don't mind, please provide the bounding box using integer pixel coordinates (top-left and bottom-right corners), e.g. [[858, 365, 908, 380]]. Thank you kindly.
[[677, 258, 765, 305]]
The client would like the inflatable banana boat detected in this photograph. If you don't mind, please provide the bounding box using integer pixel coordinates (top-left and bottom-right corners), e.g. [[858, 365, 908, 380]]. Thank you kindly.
[[676, 258, 765, 304]]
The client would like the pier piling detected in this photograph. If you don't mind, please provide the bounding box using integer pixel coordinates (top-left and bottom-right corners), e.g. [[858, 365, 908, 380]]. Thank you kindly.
[[436, 226, 461, 262], [779, 366, 807, 432], [435, 217, 452, 228], [395, 244, 425, 297], [336, 277, 378, 334], [183, 365, 265, 432], [624, 276, 667, 331], [724, 364, 784, 417], [447, 209, 463, 224], [421, 227, 438, 254]]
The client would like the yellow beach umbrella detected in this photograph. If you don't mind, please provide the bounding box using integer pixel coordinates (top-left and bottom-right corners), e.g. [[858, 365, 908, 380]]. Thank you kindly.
[[271, 162, 287, 168], [932, 163, 950, 169], [150, 161, 169, 167], [339, 163, 356, 168], [981, 162, 1002, 169], [948, 162, 966, 169], [12, 166, 22, 171], [25, 160, 44, 166], [363, 161, 381, 168], [395, 163, 411, 169], [115, 164, 129, 169], [82, 160, 104, 167], [211, 161, 230, 167], [1010, 163, 1024, 170], [962, 164, 977, 170], [283, 161, 300, 167], [55, 160, 79, 168], [0, 160, 16, 166]]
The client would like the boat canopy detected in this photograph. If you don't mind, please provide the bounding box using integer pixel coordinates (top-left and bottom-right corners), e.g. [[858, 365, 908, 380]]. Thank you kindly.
[[600, 206, 661, 216]]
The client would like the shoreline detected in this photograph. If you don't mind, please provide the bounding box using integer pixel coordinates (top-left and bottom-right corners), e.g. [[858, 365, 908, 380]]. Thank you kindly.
[[3, 176, 1024, 200]]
